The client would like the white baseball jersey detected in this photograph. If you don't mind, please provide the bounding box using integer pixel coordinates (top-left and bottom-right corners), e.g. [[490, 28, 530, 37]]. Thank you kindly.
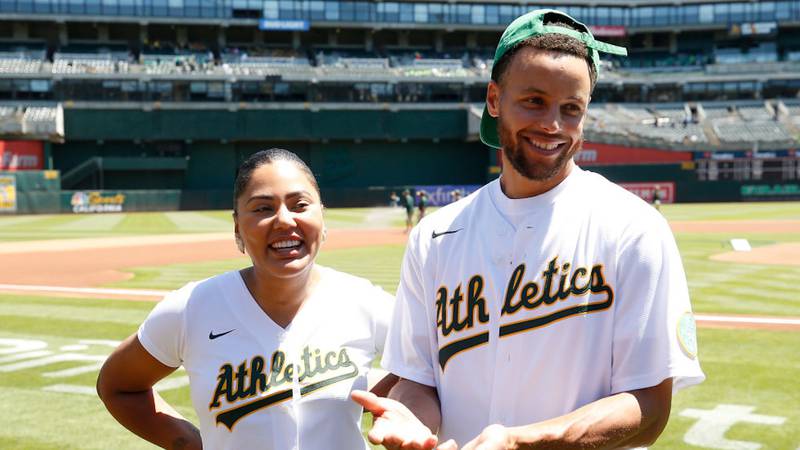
[[138, 265, 393, 450], [382, 167, 705, 446]]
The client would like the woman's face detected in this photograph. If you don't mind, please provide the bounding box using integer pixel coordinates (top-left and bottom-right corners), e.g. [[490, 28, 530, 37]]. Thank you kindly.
[[234, 160, 324, 280]]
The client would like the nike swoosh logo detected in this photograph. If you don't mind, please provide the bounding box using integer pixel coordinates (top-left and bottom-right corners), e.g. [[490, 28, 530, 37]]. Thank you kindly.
[[209, 329, 235, 340], [432, 228, 463, 239]]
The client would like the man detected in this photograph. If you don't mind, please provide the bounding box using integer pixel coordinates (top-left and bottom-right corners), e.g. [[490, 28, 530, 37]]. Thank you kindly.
[[402, 189, 415, 233], [652, 185, 663, 211], [352, 9, 704, 450], [417, 190, 429, 223]]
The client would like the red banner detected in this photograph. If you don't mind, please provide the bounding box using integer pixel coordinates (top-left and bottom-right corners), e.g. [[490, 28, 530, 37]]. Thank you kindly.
[[0, 141, 44, 171], [576, 142, 692, 166], [619, 182, 675, 204]]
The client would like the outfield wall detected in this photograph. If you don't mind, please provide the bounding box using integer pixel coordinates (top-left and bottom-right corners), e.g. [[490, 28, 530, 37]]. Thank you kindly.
[[53, 107, 490, 205], [53, 139, 490, 193], [6, 107, 794, 212], [585, 163, 800, 202]]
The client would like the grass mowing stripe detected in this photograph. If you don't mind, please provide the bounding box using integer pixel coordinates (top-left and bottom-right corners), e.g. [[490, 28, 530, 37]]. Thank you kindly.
[[0, 294, 156, 311], [0, 303, 148, 325], [0, 388, 159, 450], [113, 212, 179, 234], [696, 283, 799, 299], [662, 201, 800, 221], [0, 435, 81, 450], [0, 215, 54, 228], [690, 295, 800, 316], [1, 315, 145, 340], [164, 211, 231, 231], [52, 214, 125, 231]]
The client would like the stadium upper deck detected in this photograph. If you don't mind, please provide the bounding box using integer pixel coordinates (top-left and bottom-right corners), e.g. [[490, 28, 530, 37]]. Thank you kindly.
[[1, 0, 799, 30]]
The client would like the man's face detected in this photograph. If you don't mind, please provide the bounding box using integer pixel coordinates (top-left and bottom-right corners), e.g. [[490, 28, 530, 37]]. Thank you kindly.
[[487, 46, 591, 184]]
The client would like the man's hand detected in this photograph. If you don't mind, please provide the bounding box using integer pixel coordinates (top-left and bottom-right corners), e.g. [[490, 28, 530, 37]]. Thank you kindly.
[[459, 424, 515, 450], [352, 390, 439, 450]]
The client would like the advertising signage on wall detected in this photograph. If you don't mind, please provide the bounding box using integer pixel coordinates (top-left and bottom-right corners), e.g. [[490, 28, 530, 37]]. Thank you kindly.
[[258, 19, 310, 31], [70, 191, 126, 213], [413, 185, 481, 207], [694, 150, 795, 160], [0, 175, 16, 212], [741, 184, 800, 198], [0, 141, 44, 171], [576, 142, 691, 166], [618, 182, 675, 204]]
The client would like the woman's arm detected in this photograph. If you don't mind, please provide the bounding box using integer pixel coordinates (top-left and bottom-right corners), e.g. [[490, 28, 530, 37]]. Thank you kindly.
[[96, 334, 202, 450], [368, 370, 400, 398]]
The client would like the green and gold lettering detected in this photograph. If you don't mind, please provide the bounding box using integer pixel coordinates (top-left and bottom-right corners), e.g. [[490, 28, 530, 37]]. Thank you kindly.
[[570, 267, 590, 294], [467, 275, 489, 325], [209, 363, 233, 409], [540, 257, 560, 305], [501, 264, 526, 315], [249, 356, 267, 396], [233, 360, 249, 400]]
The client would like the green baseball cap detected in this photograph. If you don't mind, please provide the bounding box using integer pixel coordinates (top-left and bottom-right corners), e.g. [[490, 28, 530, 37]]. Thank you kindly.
[[480, 9, 628, 149]]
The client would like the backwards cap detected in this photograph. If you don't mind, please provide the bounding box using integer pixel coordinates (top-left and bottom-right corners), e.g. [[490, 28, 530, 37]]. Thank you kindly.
[[480, 9, 627, 149]]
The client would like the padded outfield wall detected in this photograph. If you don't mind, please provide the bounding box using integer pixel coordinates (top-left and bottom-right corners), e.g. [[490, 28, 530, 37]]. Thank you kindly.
[[38, 107, 799, 211], [53, 107, 490, 208]]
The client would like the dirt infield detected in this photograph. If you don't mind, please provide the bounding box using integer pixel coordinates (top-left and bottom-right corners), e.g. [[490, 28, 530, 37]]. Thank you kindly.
[[710, 242, 800, 266], [671, 219, 800, 266], [0, 228, 407, 286]]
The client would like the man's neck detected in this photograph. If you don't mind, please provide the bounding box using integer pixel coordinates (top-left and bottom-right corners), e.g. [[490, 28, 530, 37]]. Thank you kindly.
[[499, 159, 575, 199]]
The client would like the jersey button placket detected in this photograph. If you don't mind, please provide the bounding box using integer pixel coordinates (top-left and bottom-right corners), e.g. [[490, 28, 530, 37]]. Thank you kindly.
[[488, 224, 515, 423], [493, 227, 509, 266]]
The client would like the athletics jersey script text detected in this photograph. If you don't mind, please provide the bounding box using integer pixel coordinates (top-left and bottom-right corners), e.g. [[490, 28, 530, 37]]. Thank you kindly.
[[436, 257, 614, 369], [210, 346, 358, 430]]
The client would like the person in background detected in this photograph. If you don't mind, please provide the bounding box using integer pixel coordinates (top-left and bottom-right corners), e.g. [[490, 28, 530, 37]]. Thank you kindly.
[[402, 189, 415, 233], [417, 190, 429, 223], [652, 184, 663, 211]]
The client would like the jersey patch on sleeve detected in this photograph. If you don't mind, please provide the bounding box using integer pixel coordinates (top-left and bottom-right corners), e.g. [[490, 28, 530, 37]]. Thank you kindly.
[[677, 311, 698, 359]]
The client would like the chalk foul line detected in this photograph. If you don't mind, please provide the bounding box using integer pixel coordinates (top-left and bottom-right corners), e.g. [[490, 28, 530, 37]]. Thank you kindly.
[[0, 284, 169, 298], [694, 313, 800, 326]]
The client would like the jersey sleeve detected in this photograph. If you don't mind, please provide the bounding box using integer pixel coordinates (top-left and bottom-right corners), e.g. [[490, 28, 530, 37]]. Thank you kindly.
[[137, 288, 189, 368], [611, 215, 705, 394], [381, 227, 437, 387]]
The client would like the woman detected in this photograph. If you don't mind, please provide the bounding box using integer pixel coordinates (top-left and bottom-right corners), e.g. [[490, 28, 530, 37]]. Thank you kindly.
[[97, 149, 395, 450]]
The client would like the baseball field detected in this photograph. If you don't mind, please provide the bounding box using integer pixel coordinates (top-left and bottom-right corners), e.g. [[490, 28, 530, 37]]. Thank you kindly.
[[0, 202, 798, 450]]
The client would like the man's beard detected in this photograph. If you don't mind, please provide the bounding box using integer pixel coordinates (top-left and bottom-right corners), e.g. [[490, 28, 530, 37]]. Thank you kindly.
[[498, 117, 582, 182]]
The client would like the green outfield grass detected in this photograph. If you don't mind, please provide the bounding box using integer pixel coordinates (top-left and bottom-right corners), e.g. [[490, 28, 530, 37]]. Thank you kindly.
[[1, 293, 797, 450], [1, 203, 799, 449], [659, 201, 800, 221], [0, 207, 412, 241]]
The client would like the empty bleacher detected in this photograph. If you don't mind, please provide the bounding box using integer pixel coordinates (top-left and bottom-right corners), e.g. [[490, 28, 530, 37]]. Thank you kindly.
[[0, 51, 44, 74], [52, 52, 128, 75]]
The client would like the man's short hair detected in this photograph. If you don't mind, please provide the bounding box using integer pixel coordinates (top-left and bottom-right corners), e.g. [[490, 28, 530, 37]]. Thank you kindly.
[[490, 19, 598, 91]]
